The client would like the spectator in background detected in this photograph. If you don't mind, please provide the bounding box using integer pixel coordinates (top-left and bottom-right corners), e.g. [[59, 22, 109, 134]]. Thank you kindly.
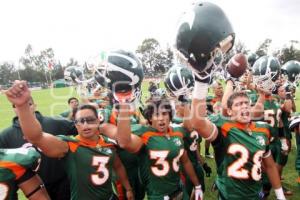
[[0, 97, 78, 200], [60, 97, 79, 120], [148, 81, 158, 94]]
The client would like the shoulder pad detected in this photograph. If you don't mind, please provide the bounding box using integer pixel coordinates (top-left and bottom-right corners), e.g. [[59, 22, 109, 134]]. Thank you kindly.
[[102, 136, 117, 145]]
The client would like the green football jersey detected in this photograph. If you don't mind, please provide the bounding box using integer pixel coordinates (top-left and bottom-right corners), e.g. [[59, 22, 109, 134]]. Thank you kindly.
[[281, 110, 292, 139], [296, 133, 300, 172], [263, 97, 281, 138], [246, 90, 258, 106], [172, 115, 183, 124], [171, 118, 199, 165], [209, 114, 271, 200], [0, 148, 40, 200], [133, 125, 185, 200], [58, 135, 116, 200], [102, 108, 145, 199]]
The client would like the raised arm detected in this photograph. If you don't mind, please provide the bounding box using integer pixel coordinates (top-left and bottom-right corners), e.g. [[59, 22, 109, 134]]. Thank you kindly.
[[117, 103, 143, 153], [191, 81, 218, 142], [221, 80, 234, 116], [251, 91, 265, 120], [5, 81, 68, 158]]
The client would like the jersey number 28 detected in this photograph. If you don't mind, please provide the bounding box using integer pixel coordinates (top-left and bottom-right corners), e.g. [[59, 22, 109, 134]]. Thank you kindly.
[[227, 144, 264, 181]]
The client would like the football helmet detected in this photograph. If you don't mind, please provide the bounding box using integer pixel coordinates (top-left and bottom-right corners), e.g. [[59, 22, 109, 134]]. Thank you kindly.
[[150, 88, 167, 101], [247, 52, 258, 68], [282, 60, 300, 84], [94, 67, 107, 87], [164, 64, 195, 97], [64, 66, 84, 84], [175, 1, 235, 81], [252, 55, 281, 92], [289, 112, 300, 130], [104, 49, 144, 103]]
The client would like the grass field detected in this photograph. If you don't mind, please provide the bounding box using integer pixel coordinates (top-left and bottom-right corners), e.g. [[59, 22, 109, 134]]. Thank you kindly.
[[0, 82, 299, 199]]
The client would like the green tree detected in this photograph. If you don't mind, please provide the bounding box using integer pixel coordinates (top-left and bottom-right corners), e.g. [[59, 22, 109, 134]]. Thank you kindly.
[[0, 62, 18, 85], [273, 40, 300, 64], [136, 38, 172, 77], [255, 38, 272, 57], [51, 62, 64, 80]]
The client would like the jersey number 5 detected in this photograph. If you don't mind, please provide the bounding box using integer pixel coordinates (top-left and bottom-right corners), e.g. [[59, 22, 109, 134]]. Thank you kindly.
[[150, 149, 184, 176], [227, 144, 264, 181], [91, 156, 110, 185]]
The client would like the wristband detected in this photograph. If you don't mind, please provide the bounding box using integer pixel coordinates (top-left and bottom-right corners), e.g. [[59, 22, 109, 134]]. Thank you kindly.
[[195, 185, 202, 189], [193, 82, 208, 100], [274, 187, 286, 200], [25, 184, 45, 198]]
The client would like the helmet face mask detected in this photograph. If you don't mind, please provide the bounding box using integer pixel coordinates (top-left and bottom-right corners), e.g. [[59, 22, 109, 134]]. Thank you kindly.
[[164, 64, 195, 98], [175, 1, 235, 80], [252, 56, 281, 93], [112, 87, 141, 104], [283, 60, 300, 85]]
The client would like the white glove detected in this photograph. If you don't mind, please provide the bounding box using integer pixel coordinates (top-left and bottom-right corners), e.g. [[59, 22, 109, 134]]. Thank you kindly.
[[280, 138, 289, 152], [195, 185, 203, 200]]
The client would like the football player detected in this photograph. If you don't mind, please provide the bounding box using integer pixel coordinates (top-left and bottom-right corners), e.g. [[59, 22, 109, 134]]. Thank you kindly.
[[0, 147, 50, 200], [252, 56, 292, 196], [5, 81, 133, 200], [165, 64, 211, 197], [116, 98, 203, 200], [289, 113, 300, 186], [97, 50, 147, 200], [0, 96, 77, 200], [172, 1, 285, 199]]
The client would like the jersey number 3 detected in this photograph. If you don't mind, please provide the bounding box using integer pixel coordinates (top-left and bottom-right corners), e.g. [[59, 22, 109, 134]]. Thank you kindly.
[[91, 156, 110, 185], [227, 144, 264, 181]]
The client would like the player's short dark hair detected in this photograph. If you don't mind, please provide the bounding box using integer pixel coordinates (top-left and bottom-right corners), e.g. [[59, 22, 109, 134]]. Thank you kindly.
[[227, 91, 249, 109], [143, 98, 173, 125], [74, 104, 98, 118], [68, 97, 78, 104]]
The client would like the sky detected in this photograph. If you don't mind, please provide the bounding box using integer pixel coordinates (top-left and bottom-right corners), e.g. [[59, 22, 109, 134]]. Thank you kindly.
[[0, 0, 299, 66]]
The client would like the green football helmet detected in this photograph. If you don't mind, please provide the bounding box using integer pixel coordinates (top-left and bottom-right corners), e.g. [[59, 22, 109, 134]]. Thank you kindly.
[[247, 52, 259, 68], [64, 66, 84, 84], [104, 49, 144, 103], [252, 55, 281, 92], [282, 60, 300, 83], [175, 1, 235, 81], [104, 50, 144, 91], [164, 64, 195, 97]]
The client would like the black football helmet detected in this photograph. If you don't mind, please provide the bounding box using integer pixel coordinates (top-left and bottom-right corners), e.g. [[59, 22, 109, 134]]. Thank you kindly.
[[175, 1, 235, 81], [247, 52, 259, 68], [282, 60, 300, 84], [104, 50, 144, 103], [164, 64, 195, 97], [252, 55, 281, 92], [64, 66, 84, 84]]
